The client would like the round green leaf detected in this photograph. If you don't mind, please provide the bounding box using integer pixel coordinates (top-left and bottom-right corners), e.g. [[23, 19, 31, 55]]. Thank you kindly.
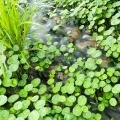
[[78, 95, 87, 106], [38, 85, 47, 95], [18, 109, 30, 119], [13, 101, 23, 110], [28, 110, 39, 120], [103, 84, 112, 92], [24, 84, 33, 92], [31, 78, 41, 87], [34, 100, 46, 109], [109, 98, 117, 106], [0, 110, 9, 120], [98, 103, 105, 111], [8, 94, 19, 103], [73, 104, 82, 116], [112, 84, 120, 93], [0, 95, 7, 106], [85, 58, 97, 70]]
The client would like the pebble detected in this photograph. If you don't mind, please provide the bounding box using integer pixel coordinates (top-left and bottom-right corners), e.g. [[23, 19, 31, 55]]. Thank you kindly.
[[82, 34, 92, 41]]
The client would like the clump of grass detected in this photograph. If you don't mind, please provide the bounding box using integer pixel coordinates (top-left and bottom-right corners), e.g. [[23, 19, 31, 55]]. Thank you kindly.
[[0, 0, 34, 49]]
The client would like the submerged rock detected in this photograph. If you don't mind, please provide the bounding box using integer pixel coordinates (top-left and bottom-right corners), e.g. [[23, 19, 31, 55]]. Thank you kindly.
[[82, 34, 92, 41], [60, 37, 69, 45], [67, 27, 81, 42], [75, 39, 96, 52]]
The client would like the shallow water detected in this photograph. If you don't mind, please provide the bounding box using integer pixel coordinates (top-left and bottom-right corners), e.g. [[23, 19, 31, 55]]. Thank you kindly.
[[28, 1, 96, 57]]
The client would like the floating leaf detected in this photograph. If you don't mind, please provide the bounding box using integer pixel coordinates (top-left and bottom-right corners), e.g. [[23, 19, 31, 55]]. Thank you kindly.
[[8, 94, 19, 103], [85, 58, 97, 70], [109, 98, 117, 106], [53, 105, 62, 113], [113, 1, 120, 7], [59, 95, 66, 102], [18, 109, 30, 119], [38, 85, 47, 95], [8, 114, 16, 120], [75, 74, 85, 86], [19, 89, 28, 98], [13, 101, 23, 110], [87, 48, 102, 58], [0, 55, 6, 64], [28, 110, 39, 120], [22, 100, 30, 110], [37, 50, 45, 59], [47, 78, 54, 85], [69, 66, 76, 73], [62, 107, 70, 115], [9, 63, 19, 72], [24, 84, 33, 92], [39, 107, 51, 117], [78, 95, 87, 106], [83, 111, 92, 119], [34, 100, 46, 109], [31, 95, 39, 102], [103, 84, 112, 92], [0, 95, 7, 106], [52, 94, 60, 104], [0, 110, 9, 120], [65, 96, 76, 106], [16, 117, 24, 120], [73, 104, 82, 116], [98, 103, 105, 111], [111, 13, 120, 25], [31, 78, 41, 87], [103, 27, 115, 36], [112, 84, 120, 93], [7, 55, 19, 65]]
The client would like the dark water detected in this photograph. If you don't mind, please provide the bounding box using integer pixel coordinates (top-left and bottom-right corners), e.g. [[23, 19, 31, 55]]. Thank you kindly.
[[102, 106, 120, 120]]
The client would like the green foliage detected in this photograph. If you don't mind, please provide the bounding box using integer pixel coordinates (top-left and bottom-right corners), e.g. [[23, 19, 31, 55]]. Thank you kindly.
[[0, 95, 7, 106], [8, 94, 19, 103], [109, 98, 117, 106], [0, 0, 33, 49], [112, 84, 120, 93], [0, 0, 120, 119], [87, 48, 102, 58], [34, 100, 46, 109], [31, 78, 41, 87], [85, 58, 97, 70], [0, 110, 9, 120], [55, 0, 120, 60], [78, 95, 87, 106], [73, 104, 82, 116], [13, 101, 23, 110], [28, 110, 40, 120]]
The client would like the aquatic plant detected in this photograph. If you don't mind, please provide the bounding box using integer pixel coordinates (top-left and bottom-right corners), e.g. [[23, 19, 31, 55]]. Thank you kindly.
[[0, 0, 120, 120], [55, 0, 120, 60]]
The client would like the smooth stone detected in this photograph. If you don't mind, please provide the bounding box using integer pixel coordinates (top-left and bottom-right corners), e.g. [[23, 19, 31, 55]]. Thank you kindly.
[[82, 34, 92, 40]]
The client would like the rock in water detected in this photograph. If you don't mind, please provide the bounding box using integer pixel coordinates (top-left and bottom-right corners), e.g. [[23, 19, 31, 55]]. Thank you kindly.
[[60, 37, 68, 45], [82, 34, 92, 41], [67, 27, 81, 42]]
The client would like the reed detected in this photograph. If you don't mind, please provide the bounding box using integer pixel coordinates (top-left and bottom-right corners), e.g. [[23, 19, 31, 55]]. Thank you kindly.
[[0, 0, 34, 49]]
